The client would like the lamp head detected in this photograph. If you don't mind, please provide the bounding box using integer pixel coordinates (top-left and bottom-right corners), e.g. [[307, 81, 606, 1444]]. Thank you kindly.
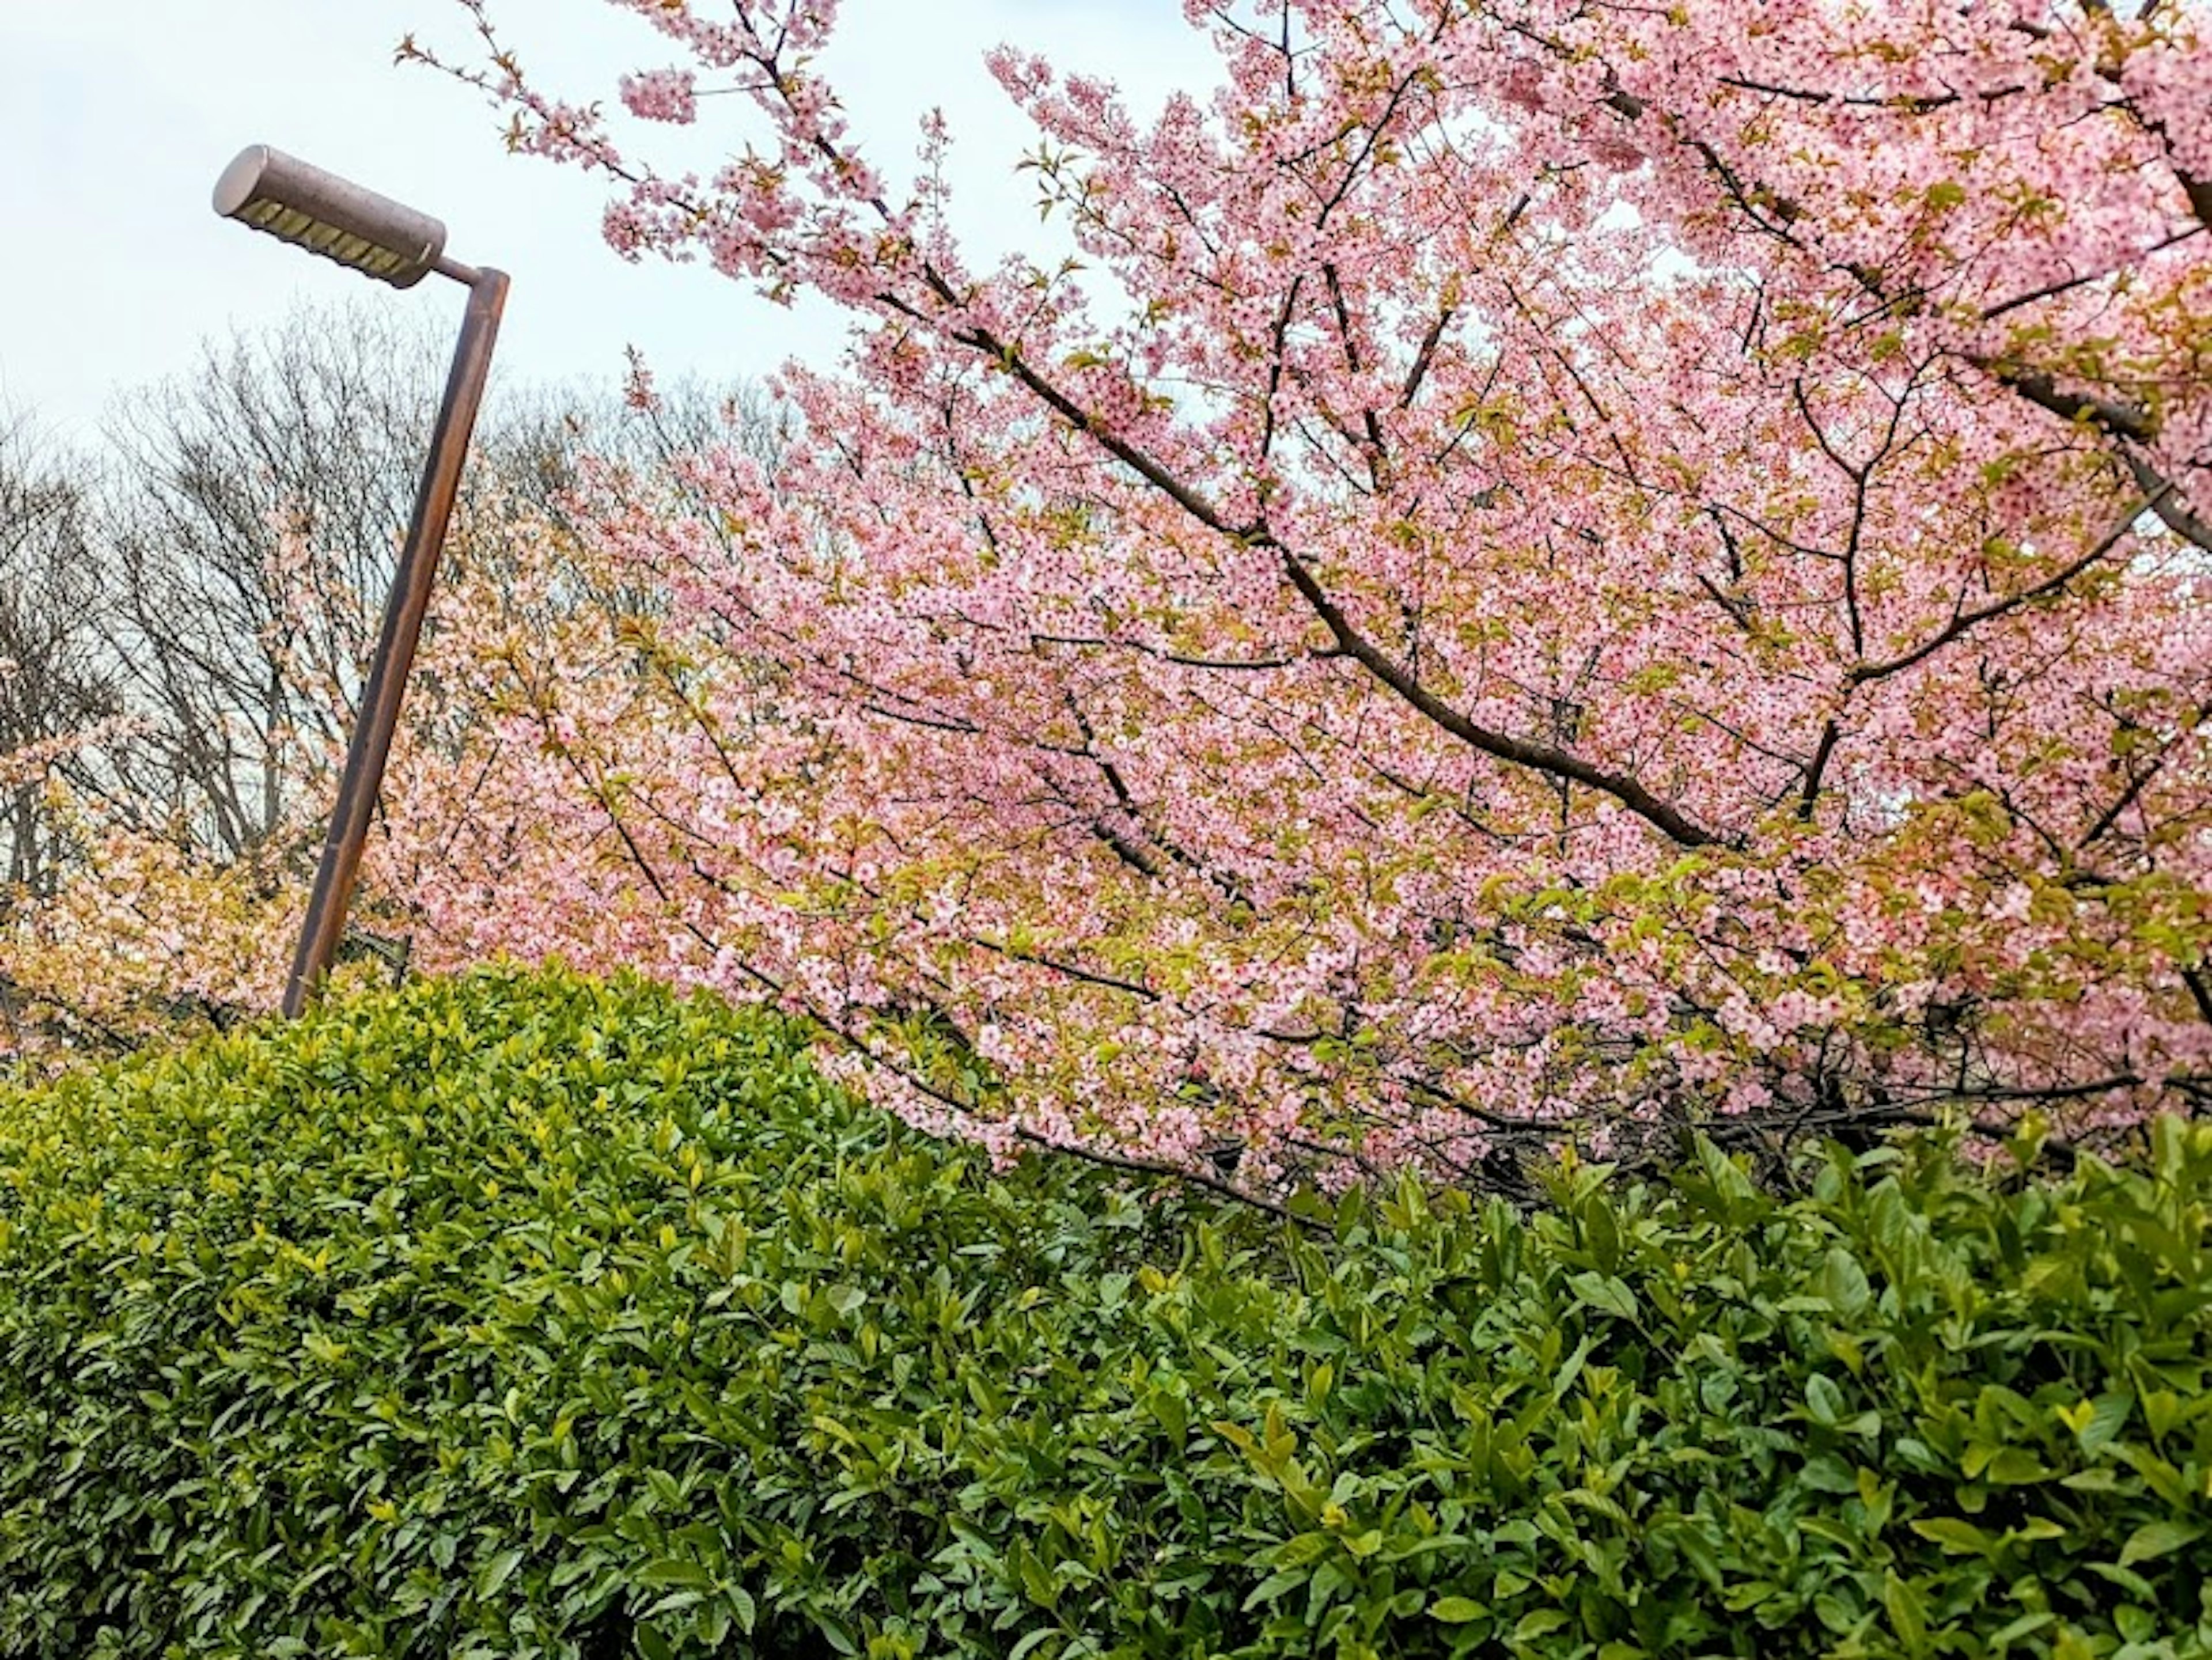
[[213, 145, 447, 288]]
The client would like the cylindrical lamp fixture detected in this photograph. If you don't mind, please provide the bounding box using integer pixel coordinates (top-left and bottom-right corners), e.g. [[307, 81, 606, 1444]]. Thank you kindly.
[[213, 145, 448, 288]]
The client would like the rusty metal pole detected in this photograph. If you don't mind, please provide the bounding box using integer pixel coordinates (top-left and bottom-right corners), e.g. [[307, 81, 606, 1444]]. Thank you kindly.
[[281, 266, 509, 1017]]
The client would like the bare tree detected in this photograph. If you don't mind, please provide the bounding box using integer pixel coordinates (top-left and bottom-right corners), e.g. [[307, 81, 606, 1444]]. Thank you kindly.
[[86, 303, 784, 861], [490, 367, 791, 514], [0, 417, 114, 898], [90, 302, 451, 859]]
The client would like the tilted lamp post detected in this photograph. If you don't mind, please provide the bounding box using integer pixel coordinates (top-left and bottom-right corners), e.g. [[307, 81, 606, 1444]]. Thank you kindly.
[[213, 145, 510, 1016]]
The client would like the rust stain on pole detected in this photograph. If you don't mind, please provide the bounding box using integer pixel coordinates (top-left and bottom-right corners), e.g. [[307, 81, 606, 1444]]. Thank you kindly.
[[282, 269, 510, 1017]]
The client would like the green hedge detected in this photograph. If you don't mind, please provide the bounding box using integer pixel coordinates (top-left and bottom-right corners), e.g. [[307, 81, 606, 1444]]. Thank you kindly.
[[1, 969, 2209, 1659]]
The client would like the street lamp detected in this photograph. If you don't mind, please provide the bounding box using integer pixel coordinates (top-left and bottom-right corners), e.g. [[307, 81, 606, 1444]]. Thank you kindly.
[[214, 144, 510, 1017]]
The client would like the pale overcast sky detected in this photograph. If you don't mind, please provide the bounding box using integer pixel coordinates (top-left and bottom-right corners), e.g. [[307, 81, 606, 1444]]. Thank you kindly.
[[1, 0, 1211, 439]]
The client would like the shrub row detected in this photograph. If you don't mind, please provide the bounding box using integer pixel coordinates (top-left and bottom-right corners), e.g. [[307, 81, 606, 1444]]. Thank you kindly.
[[1, 969, 2209, 1658]]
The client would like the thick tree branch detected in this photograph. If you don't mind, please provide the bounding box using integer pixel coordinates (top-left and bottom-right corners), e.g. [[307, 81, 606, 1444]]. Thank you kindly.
[[1277, 548, 1725, 847], [1846, 487, 2162, 687]]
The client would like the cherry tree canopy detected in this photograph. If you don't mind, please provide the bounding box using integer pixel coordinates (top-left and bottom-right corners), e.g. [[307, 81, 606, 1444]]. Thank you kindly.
[[388, 0, 2212, 1189]]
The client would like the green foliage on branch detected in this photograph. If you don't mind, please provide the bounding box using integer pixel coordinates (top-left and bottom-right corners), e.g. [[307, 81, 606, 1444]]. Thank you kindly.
[[1, 969, 2209, 1658]]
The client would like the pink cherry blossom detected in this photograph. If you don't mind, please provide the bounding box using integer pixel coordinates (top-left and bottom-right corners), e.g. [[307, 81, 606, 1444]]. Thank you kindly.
[[368, 0, 2212, 1188]]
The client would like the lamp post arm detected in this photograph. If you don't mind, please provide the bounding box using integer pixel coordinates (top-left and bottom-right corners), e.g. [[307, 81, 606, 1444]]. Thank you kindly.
[[282, 267, 510, 1017]]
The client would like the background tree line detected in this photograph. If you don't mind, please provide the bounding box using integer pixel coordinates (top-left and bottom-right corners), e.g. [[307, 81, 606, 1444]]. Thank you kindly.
[[0, 302, 775, 1057]]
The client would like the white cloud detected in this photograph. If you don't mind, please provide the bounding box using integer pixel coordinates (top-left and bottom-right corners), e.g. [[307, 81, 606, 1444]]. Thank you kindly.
[[0, 0, 1213, 437]]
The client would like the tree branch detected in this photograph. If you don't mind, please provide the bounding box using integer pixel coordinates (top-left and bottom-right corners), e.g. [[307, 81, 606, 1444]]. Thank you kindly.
[[1845, 487, 2162, 687], [1277, 547, 1725, 847]]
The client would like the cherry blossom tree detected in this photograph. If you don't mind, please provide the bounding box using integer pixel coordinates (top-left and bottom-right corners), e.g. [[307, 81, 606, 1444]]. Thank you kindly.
[[393, 0, 2212, 1187]]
